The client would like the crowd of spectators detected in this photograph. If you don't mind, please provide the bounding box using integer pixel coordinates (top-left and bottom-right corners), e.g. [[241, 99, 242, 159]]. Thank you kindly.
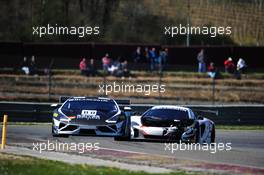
[[17, 47, 248, 81], [78, 46, 169, 78], [196, 49, 247, 79], [77, 48, 247, 80], [79, 58, 97, 76], [102, 55, 129, 77], [79, 53, 129, 78], [132, 46, 168, 72]]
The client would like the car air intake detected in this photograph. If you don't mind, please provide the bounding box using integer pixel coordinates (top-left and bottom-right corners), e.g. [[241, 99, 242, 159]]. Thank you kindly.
[[79, 129, 96, 135], [61, 125, 78, 131]]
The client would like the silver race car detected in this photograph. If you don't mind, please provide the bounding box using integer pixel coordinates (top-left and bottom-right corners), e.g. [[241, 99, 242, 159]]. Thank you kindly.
[[115, 105, 215, 143], [51, 97, 131, 137]]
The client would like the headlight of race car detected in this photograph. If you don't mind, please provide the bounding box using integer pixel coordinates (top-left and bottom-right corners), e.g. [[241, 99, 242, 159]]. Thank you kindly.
[[53, 112, 70, 121], [116, 114, 126, 122], [53, 112, 59, 117]]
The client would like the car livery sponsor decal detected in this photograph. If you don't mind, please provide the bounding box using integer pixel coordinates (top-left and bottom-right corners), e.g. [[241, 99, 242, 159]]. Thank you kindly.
[[77, 110, 100, 120], [68, 98, 109, 102], [152, 106, 188, 111]]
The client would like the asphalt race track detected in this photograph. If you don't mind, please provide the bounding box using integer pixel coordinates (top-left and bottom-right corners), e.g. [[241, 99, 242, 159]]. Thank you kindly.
[[3, 125, 264, 173]]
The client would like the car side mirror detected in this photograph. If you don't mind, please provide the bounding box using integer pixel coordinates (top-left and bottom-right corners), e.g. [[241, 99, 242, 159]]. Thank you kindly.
[[123, 106, 132, 111], [51, 103, 60, 109], [123, 106, 132, 116]]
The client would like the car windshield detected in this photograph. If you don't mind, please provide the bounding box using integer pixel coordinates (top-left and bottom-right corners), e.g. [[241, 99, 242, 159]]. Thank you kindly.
[[62, 99, 118, 113], [141, 108, 190, 127], [142, 108, 189, 120]]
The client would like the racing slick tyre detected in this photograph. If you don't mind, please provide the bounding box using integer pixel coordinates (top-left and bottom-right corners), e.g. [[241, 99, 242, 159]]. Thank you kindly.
[[114, 127, 131, 141], [211, 125, 215, 143], [114, 116, 131, 141], [194, 122, 201, 143]]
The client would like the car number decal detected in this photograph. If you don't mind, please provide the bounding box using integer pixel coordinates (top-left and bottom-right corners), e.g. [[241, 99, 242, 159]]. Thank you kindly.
[[77, 110, 100, 120], [81, 110, 97, 115]]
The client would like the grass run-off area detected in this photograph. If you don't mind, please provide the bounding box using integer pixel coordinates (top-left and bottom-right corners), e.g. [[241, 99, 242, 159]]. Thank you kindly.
[[0, 153, 197, 175], [216, 125, 264, 130]]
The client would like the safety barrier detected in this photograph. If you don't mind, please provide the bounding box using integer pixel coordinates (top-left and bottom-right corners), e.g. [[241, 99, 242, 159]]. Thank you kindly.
[[0, 102, 264, 125]]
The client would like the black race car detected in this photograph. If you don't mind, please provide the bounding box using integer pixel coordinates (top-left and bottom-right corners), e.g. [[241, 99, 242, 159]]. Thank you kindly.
[[115, 105, 215, 143]]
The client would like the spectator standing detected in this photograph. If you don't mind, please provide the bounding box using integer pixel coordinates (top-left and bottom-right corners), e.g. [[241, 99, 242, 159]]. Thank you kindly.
[[79, 58, 88, 76], [133, 46, 142, 63], [156, 50, 163, 71], [160, 48, 168, 66], [21, 57, 30, 75], [224, 57, 235, 74], [143, 47, 149, 63], [121, 60, 130, 77], [164, 48, 169, 66], [102, 53, 111, 72], [149, 47, 156, 71], [197, 49, 206, 73], [29, 55, 37, 75], [87, 58, 97, 76], [159, 48, 168, 71], [237, 58, 247, 73]]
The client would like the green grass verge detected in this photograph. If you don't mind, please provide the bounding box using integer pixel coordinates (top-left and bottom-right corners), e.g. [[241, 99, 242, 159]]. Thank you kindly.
[[0, 153, 196, 175], [2, 122, 52, 126], [216, 125, 264, 130]]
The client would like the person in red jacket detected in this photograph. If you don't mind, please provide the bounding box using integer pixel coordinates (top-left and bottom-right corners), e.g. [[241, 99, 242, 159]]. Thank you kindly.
[[224, 57, 235, 74], [102, 53, 111, 72], [79, 58, 87, 76]]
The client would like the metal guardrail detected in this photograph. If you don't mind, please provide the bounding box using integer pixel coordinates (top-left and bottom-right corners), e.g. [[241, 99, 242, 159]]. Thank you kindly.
[[0, 101, 264, 125]]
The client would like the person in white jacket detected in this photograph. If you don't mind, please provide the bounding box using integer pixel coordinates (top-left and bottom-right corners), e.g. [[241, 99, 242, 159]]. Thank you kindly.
[[237, 58, 247, 73]]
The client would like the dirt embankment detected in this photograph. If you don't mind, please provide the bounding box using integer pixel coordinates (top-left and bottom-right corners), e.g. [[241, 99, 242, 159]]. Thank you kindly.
[[0, 71, 263, 104]]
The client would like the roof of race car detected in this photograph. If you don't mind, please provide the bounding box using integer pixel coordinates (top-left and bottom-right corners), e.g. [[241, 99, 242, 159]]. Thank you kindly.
[[151, 105, 190, 111], [67, 97, 113, 102]]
